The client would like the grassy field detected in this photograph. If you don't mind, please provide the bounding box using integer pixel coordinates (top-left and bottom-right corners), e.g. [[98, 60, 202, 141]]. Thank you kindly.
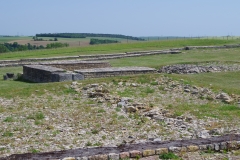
[[110, 48, 240, 68], [1, 36, 138, 48], [0, 36, 32, 43], [0, 39, 239, 60]]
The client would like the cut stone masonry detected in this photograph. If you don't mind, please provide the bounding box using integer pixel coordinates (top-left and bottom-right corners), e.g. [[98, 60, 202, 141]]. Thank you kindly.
[[23, 65, 156, 83]]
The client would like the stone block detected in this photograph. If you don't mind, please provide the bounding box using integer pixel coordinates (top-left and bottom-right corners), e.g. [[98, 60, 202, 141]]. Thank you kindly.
[[62, 157, 75, 160], [214, 143, 220, 151], [72, 73, 84, 81], [129, 150, 142, 158], [207, 144, 214, 150], [220, 142, 227, 150], [169, 146, 186, 153], [51, 72, 72, 82], [6, 73, 14, 78], [76, 157, 88, 160], [187, 145, 199, 152], [155, 148, 168, 155], [3, 75, 8, 80], [199, 145, 207, 150], [88, 154, 108, 160], [108, 153, 119, 160], [119, 152, 129, 159], [142, 149, 155, 157]]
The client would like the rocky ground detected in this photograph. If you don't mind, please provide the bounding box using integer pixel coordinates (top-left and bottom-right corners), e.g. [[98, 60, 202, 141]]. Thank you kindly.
[[0, 74, 240, 159], [158, 62, 240, 74]]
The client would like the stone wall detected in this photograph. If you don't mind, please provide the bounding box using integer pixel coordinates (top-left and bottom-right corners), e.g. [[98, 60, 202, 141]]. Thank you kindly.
[[23, 65, 156, 83], [3, 134, 240, 159], [75, 67, 157, 79], [23, 65, 84, 83], [42, 61, 111, 71]]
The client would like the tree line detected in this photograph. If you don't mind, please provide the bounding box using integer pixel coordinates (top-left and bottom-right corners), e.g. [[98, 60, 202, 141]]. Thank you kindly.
[[36, 33, 145, 41], [89, 38, 119, 45], [0, 42, 69, 53]]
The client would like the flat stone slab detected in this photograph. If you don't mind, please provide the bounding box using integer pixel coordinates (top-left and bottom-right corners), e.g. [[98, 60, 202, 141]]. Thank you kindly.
[[40, 60, 110, 65], [75, 67, 156, 73], [24, 65, 64, 72], [75, 67, 156, 78]]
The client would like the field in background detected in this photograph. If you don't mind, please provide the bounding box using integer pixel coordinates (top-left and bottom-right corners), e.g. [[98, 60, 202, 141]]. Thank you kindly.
[[0, 38, 240, 60], [1, 36, 139, 48]]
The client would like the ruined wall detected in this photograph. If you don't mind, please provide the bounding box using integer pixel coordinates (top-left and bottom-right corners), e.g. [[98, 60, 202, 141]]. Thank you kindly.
[[75, 67, 157, 79], [23, 65, 84, 83], [43, 61, 111, 71]]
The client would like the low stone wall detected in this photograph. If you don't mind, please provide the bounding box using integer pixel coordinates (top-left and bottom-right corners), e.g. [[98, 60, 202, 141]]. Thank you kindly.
[[184, 44, 240, 50], [3, 134, 240, 160], [1, 44, 240, 67], [23, 65, 84, 83], [42, 61, 111, 71], [75, 67, 157, 79], [23, 65, 156, 82]]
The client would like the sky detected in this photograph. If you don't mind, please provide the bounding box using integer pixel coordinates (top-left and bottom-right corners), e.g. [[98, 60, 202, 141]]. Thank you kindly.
[[1, 0, 240, 37]]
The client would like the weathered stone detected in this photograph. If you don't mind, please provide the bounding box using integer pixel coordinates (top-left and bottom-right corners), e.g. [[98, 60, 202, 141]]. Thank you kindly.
[[62, 157, 75, 160], [3, 75, 8, 80], [119, 152, 129, 159], [6, 73, 14, 78], [142, 149, 155, 157], [220, 142, 227, 150], [75, 67, 156, 79], [216, 93, 233, 103], [199, 145, 208, 150], [108, 153, 119, 160], [72, 73, 84, 81], [169, 146, 186, 153], [227, 141, 238, 150], [155, 148, 168, 155], [207, 144, 214, 150], [214, 143, 220, 151], [88, 154, 108, 160], [52, 72, 72, 82], [125, 106, 138, 113], [187, 145, 199, 152], [130, 150, 142, 158], [76, 157, 88, 160]]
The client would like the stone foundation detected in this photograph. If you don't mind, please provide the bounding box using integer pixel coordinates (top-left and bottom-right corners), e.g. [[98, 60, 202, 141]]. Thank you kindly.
[[2, 134, 240, 160], [23, 65, 84, 83], [23, 65, 156, 83], [42, 61, 111, 71], [75, 67, 157, 79]]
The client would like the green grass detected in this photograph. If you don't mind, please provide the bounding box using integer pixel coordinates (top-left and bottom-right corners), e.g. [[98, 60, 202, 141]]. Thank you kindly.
[[0, 36, 32, 43], [168, 103, 240, 119], [0, 39, 239, 60], [159, 152, 180, 159], [167, 71, 240, 95], [110, 48, 240, 68]]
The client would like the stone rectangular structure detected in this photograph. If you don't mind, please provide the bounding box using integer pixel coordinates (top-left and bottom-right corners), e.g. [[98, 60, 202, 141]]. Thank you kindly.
[[75, 67, 156, 79], [23, 65, 84, 83], [41, 61, 111, 71]]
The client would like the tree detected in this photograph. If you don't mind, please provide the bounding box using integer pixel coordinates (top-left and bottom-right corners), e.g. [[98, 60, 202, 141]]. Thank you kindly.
[[0, 45, 9, 53]]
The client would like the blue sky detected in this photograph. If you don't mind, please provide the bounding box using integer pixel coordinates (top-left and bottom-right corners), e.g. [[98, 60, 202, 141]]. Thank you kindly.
[[1, 0, 239, 37]]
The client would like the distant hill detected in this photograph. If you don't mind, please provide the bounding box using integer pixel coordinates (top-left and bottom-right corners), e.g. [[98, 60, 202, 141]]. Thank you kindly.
[[36, 33, 145, 41]]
